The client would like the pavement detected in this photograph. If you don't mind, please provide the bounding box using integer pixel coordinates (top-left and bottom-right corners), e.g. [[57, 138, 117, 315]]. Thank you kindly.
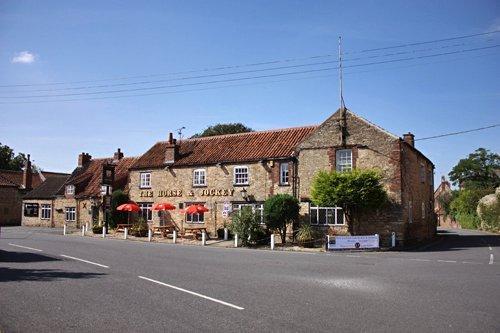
[[0, 226, 498, 333]]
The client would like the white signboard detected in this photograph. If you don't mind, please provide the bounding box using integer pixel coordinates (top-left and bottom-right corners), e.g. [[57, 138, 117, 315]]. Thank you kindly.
[[222, 211, 229, 218], [222, 201, 231, 213], [327, 235, 379, 250]]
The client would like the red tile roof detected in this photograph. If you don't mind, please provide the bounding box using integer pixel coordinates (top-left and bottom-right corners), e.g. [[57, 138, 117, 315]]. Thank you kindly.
[[0, 169, 69, 189], [63, 157, 138, 198], [132, 126, 318, 169]]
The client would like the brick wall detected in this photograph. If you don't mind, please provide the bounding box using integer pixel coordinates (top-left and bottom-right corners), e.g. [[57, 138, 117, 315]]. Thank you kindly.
[[22, 199, 54, 227], [0, 187, 22, 226]]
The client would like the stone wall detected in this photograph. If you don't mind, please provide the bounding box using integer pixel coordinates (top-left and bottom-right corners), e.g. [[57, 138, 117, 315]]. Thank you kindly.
[[22, 199, 53, 227], [0, 187, 22, 226], [129, 160, 295, 236]]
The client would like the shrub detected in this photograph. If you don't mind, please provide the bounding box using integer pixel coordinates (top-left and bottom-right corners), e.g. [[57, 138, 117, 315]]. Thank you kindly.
[[216, 227, 233, 239], [296, 223, 320, 248], [130, 218, 149, 237], [264, 194, 300, 245], [478, 193, 500, 231], [229, 207, 264, 246], [92, 225, 103, 234], [455, 213, 481, 230], [110, 190, 130, 229], [311, 169, 387, 234]]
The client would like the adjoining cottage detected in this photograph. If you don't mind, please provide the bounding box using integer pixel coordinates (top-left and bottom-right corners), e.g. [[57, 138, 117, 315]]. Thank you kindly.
[[1, 155, 69, 226], [129, 108, 436, 245], [21, 149, 137, 228]]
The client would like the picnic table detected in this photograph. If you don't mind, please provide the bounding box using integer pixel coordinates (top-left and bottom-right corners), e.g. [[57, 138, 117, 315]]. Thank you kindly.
[[152, 226, 176, 238], [116, 224, 133, 232], [183, 226, 208, 240]]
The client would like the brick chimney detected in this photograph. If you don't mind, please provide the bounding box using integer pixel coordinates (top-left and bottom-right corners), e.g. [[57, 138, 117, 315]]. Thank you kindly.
[[113, 148, 124, 161], [78, 152, 92, 167], [22, 154, 33, 190], [403, 132, 415, 147], [165, 132, 178, 164]]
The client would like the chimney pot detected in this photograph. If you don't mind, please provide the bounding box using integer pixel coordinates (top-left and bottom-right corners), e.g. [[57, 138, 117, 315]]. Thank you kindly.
[[78, 152, 92, 167], [114, 148, 124, 161], [23, 154, 33, 190], [168, 132, 174, 144], [403, 132, 415, 147]]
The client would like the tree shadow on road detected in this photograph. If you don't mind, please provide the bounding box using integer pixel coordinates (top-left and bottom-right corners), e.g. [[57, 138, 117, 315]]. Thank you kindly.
[[409, 229, 499, 253], [0, 250, 60, 263], [0, 267, 106, 282]]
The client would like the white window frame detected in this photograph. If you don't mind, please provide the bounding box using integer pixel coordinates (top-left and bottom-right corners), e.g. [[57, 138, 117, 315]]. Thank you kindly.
[[232, 203, 264, 224], [280, 162, 289, 185], [138, 203, 153, 221], [309, 206, 345, 225], [41, 204, 51, 220], [193, 169, 206, 187], [65, 207, 76, 222], [336, 149, 352, 172], [140, 172, 151, 188], [233, 166, 249, 185], [65, 185, 75, 195]]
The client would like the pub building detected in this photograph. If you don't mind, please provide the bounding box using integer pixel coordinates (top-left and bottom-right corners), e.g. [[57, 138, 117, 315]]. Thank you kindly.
[[129, 108, 436, 246], [22, 149, 138, 228]]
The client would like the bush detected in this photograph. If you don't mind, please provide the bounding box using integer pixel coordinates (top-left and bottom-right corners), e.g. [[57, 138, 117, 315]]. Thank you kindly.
[[92, 225, 103, 234], [216, 227, 233, 239], [296, 223, 321, 247], [264, 194, 300, 245], [455, 213, 481, 230], [229, 207, 264, 246], [130, 218, 149, 237], [110, 190, 130, 229], [478, 193, 500, 231]]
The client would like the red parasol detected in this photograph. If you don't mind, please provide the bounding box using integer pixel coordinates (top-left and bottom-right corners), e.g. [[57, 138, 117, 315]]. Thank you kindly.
[[116, 202, 140, 212], [116, 202, 141, 224], [185, 204, 209, 214], [152, 202, 176, 211]]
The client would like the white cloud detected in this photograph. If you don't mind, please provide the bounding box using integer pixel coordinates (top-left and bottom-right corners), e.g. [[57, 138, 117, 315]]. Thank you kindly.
[[11, 51, 36, 64]]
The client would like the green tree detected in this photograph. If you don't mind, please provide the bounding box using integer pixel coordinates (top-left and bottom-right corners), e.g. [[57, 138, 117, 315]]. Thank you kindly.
[[0, 143, 29, 171], [110, 190, 130, 228], [310, 169, 387, 234], [191, 123, 253, 138], [229, 207, 263, 246], [449, 187, 491, 229], [263, 194, 300, 244], [449, 148, 499, 189]]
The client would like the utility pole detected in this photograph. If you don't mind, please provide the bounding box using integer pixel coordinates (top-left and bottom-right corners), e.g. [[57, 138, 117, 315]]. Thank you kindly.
[[339, 36, 347, 146], [339, 36, 345, 111]]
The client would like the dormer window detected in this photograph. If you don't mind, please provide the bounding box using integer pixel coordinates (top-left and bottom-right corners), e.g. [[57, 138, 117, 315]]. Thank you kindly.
[[66, 185, 75, 195]]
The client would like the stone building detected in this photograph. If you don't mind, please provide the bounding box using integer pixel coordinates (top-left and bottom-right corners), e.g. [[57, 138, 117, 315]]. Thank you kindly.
[[0, 155, 69, 226], [129, 108, 436, 245], [27, 149, 138, 228]]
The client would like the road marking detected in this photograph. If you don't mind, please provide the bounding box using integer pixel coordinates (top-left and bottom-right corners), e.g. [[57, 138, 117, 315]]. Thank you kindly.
[[8, 243, 42, 252], [489, 246, 492, 251], [462, 261, 483, 265], [60, 254, 109, 268], [437, 260, 457, 263], [490, 254, 494, 265], [408, 258, 431, 262], [138, 276, 244, 310], [346, 255, 361, 258]]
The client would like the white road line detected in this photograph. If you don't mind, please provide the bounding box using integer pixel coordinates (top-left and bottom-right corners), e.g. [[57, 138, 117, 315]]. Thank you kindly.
[[462, 261, 483, 265], [437, 260, 457, 263], [8, 243, 43, 252], [488, 246, 492, 251], [408, 258, 431, 262], [346, 255, 361, 258], [489, 254, 494, 265], [138, 276, 244, 310], [60, 254, 109, 268]]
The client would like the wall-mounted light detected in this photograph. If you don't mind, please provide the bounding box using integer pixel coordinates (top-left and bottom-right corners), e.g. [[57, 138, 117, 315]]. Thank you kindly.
[[240, 187, 248, 201]]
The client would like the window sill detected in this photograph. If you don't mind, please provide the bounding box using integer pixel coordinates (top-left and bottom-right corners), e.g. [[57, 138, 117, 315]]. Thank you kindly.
[[192, 185, 207, 188], [139, 186, 152, 189], [233, 183, 249, 187], [279, 183, 290, 187]]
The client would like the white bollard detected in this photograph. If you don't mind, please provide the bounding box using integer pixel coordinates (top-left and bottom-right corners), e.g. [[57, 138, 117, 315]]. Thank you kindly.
[[173, 230, 177, 244], [270, 234, 275, 250], [391, 232, 396, 247], [124, 228, 128, 240], [102, 227, 106, 238], [202, 232, 206, 246], [224, 228, 228, 241], [148, 229, 152, 242], [234, 233, 238, 248], [81, 226, 85, 236], [85, 223, 89, 232], [63, 224, 67, 235]]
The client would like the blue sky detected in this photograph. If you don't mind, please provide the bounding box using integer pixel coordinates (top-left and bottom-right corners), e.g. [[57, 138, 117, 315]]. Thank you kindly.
[[0, 0, 499, 186]]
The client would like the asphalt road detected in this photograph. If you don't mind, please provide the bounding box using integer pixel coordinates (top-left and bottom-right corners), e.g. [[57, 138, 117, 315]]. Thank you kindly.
[[0, 227, 498, 333]]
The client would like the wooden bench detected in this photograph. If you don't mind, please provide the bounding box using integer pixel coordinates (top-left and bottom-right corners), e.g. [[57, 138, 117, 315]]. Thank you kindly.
[[183, 226, 208, 240]]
